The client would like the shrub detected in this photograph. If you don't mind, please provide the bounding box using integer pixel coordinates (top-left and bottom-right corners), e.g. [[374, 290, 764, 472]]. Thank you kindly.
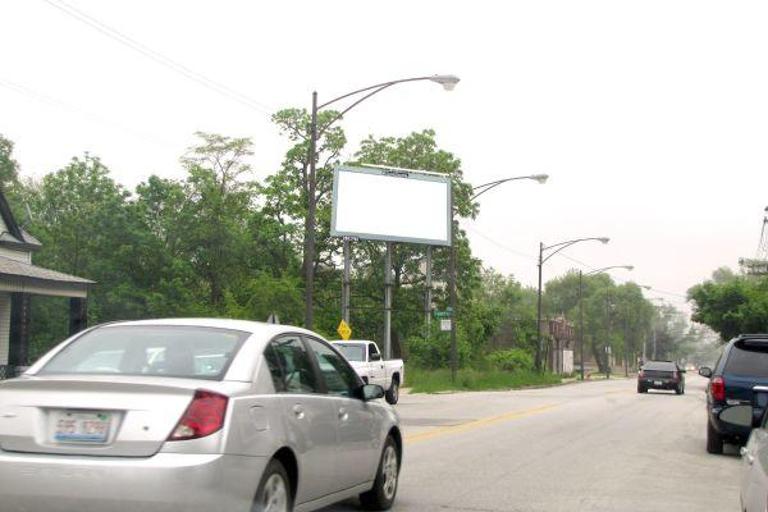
[[487, 348, 534, 372]]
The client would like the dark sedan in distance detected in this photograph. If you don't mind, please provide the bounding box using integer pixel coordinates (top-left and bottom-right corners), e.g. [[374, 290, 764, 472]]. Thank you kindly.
[[637, 361, 686, 394]]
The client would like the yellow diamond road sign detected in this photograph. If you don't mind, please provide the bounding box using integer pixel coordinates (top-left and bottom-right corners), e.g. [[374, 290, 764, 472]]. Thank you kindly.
[[337, 319, 352, 340]]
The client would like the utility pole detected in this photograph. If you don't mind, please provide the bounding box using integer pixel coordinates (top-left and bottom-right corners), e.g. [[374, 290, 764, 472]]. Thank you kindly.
[[304, 91, 318, 329], [341, 237, 351, 323], [449, 221, 458, 382], [579, 270, 585, 380], [424, 246, 432, 337], [536, 242, 544, 371], [384, 242, 394, 359]]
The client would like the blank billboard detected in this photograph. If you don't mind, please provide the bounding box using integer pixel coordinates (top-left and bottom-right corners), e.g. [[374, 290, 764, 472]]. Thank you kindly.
[[331, 166, 452, 246]]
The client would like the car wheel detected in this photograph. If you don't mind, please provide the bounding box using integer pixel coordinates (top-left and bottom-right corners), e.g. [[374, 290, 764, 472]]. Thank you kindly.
[[706, 420, 724, 455], [386, 378, 400, 405], [253, 459, 292, 512], [360, 436, 400, 510], [637, 385, 646, 394], [675, 385, 683, 395]]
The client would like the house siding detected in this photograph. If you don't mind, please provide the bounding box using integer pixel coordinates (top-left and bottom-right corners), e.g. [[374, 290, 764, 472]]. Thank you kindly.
[[0, 247, 31, 263], [0, 293, 11, 365]]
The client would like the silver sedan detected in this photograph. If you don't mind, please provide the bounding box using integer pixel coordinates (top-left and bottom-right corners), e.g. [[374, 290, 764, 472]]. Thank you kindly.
[[0, 318, 402, 512]]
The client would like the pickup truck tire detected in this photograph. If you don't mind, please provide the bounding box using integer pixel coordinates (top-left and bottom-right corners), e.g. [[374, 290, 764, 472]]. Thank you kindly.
[[706, 420, 724, 455], [386, 376, 400, 405], [360, 436, 399, 510]]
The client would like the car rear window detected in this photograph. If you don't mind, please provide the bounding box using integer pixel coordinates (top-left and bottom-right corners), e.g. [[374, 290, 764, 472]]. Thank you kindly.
[[643, 361, 677, 371], [38, 325, 249, 380], [724, 341, 768, 378]]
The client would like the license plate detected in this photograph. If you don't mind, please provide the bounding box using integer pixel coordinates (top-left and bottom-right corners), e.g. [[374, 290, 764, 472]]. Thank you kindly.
[[52, 410, 112, 444], [654, 380, 663, 386]]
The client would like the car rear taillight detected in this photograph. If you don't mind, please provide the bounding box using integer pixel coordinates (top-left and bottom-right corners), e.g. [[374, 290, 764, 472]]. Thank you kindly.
[[168, 390, 228, 441], [711, 376, 726, 402], [672, 371, 679, 381], [638, 370, 645, 378]]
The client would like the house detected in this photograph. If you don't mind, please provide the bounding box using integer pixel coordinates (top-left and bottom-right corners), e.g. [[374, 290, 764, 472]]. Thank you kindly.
[[0, 190, 93, 378]]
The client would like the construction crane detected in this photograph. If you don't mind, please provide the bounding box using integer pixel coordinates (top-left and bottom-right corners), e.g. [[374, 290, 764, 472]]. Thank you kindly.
[[740, 206, 768, 276]]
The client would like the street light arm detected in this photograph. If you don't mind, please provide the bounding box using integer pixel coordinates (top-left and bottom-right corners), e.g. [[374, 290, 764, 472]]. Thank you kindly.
[[317, 76, 437, 110], [470, 175, 547, 202], [541, 237, 609, 264], [317, 83, 396, 138], [586, 265, 634, 276]]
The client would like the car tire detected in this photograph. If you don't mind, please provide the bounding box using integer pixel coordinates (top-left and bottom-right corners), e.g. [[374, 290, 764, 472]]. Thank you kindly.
[[675, 385, 683, 395], [637, 385, 646, 394], [386, 377, 400, 405], [253, 459, 293, 512], [706, 420, 724, 455], [360, 436, 400, 510]]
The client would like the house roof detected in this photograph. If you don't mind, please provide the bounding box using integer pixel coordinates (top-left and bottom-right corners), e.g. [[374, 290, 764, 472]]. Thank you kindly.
[[0, 190, 42, 250], [0, 256, 94, 286]]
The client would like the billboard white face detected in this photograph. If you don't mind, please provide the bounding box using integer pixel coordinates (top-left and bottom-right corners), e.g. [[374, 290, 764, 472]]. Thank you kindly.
[[331, 166, 452, 246]]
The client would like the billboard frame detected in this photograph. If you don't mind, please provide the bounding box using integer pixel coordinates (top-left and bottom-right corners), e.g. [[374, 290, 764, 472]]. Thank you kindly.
[[330, 165, 453, 247]]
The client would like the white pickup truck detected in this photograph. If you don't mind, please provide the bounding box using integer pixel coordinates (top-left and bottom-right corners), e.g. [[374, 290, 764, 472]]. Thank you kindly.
[[332, 340, 404, 404]]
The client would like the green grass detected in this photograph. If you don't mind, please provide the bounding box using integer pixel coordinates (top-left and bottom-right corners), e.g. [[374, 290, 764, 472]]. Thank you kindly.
[[406, 367, 563, 393]]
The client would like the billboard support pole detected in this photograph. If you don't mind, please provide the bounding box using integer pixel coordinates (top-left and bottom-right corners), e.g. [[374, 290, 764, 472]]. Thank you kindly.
[[424, 246, 432, 337], [384, 242, 393, 359], [342, 238, 351, 324], [449, 220, 457, 382]]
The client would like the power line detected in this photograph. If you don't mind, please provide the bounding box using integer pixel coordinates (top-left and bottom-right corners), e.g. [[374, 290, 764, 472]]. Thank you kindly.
[[466, 224, 689, 303], [42, 0, 274, 115], [0, 78, 175, 147]]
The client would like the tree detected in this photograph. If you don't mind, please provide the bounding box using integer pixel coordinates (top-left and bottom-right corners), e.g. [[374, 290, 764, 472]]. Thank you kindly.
[[178, 132, 257, 307], [688, 269, 768, 341], [0, 134, 19, 189], [266, 108, 347, 329]]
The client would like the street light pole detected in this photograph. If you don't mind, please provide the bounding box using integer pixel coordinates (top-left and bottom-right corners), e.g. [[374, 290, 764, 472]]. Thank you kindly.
[[535, 237, 610, 372], [449, 173, 549, 381], [305, 75, 460, 329]]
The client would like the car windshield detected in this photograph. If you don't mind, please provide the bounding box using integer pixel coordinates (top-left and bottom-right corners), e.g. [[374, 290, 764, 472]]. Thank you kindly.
[[38, 326, 249, 380], [724, 341, 768, 378], [334, 343, 366, 362], [643, 361, 677, 371]]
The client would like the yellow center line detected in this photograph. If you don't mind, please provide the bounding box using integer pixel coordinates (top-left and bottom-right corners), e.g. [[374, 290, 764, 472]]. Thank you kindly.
[[404, 403, 560, 445]]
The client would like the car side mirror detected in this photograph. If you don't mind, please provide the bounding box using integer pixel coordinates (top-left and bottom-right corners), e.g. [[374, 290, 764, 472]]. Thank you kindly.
[[361, 384, 385, 402], [370, 353, 382, 362], [699, 367, 712, 378], [679, 369, 687, 373]]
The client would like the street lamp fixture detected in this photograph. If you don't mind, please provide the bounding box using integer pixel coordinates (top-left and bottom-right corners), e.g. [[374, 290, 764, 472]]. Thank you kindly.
[[305, 74, 459, 330], [577, 264, 634, 380], [536, 236, 610, 371], [429, 74, 461, 91]]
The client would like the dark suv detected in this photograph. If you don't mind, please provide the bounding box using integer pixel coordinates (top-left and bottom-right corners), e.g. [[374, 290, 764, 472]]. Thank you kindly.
[[700, 334, 768, 454], [637, 360, 686, 394]]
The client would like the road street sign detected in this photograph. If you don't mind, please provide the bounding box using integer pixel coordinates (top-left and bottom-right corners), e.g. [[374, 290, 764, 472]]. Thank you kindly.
[[434, 308, 453, 319], [337, 319, 352, 340], [440, 319, 452, 332]]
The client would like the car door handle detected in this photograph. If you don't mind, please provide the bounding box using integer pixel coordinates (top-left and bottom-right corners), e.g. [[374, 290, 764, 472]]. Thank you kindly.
[[292, 404, 305, 419], [338, 407, 349, 421], [741, 447, 755, 464]]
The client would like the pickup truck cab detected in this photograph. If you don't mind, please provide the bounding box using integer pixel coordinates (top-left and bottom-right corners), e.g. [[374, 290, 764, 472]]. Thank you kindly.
[[333, 340, 404, 404]]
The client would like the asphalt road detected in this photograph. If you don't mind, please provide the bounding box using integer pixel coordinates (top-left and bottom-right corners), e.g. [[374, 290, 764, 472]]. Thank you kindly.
[[323, 374, 741, 512]]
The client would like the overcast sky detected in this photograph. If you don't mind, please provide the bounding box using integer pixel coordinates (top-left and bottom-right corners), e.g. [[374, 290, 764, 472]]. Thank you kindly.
[[2, 0, 768, 314]]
